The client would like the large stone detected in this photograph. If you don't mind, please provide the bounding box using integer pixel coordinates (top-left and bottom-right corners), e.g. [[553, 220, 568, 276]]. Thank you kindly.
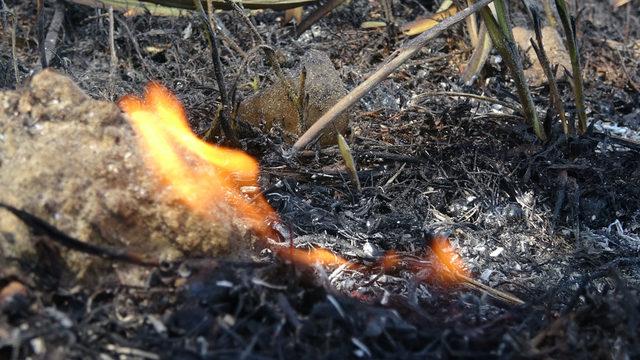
[[0, 70, 242, 282], [237, 50, 350, 146]]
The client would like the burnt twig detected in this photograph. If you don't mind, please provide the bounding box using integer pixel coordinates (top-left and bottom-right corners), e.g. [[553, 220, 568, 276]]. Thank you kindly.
[[36, 0, 47, 68], [413, 91, 519, 112], [108, 5, 117, 71], [295, 0, 345, 37], [227, 1, 303, 124], [9, 8, 19, 85], [0, 203, 159, 267], [193, 0, 238, 146], [457, 273, 525, 306], [526, 7, 571, 135], [44, 1, 64, 67]]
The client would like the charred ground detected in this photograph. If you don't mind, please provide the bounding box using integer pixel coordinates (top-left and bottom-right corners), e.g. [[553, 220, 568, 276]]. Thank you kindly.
[[1, 0, 639, 358]]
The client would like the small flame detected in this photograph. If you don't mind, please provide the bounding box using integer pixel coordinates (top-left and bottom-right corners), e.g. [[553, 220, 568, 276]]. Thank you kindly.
[[283, 247, 351, 268], [430, 236, 469, 282], [119, 83, 275, 236]]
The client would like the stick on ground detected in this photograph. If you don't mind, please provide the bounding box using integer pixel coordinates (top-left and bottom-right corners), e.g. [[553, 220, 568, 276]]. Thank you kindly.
[[44, 2, 65, 67]]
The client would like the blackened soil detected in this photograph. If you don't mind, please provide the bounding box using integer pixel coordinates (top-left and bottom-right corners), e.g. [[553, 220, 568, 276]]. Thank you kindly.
[[1, 1, 639, 359]]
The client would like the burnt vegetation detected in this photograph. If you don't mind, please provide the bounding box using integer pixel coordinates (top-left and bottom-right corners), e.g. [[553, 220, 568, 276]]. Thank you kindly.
[[1, 0, 640, 359]]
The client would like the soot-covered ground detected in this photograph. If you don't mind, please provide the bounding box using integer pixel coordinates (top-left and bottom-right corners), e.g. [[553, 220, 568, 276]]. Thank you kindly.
[[1, 0, 639, 358]]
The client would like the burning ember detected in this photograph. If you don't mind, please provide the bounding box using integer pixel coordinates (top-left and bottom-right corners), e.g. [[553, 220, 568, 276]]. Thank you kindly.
[[430, 236, 470, 282], [118, 83, 496, 299]]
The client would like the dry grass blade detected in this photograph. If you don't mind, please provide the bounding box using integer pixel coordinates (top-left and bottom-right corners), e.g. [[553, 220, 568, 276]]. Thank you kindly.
[[461, 23, 492, 84], [611, 0, 631, 7], [527, 9, 571, 135], [555, 0, 587, 134], [465, 0, 479, 46], [337, 134, 361, 193], [479, 1, 546, 141], [401, 4, 458, 36], [457, 273, 525, 305]]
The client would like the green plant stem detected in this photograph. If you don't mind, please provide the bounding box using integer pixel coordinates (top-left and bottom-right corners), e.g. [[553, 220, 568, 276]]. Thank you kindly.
[[555, 0, 587, 134], [480, 4, 546, 141]]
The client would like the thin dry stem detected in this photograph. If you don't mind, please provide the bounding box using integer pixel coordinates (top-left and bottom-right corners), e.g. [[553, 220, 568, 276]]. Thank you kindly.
[[193, 0, 238, 145], [10, 11, 18, 85], [458, 273, 525, 305], [108, 6, 117, 71], [414, 91, 519, 112], [44, 2, 65, 66]]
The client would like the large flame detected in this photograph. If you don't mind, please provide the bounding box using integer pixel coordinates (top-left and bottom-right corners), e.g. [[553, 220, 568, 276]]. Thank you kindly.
[[118, 83, 468, 285], [119, 83, 275, 237]]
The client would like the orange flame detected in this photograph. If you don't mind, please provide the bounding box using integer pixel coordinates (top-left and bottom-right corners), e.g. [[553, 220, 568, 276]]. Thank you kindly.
[[282, 247, 351, 268], [119, 83, 275, 237], [429, 236, 469, 282]]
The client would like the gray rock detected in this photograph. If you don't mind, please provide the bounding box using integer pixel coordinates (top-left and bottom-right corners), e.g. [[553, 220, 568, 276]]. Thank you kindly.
[[237, 50, 350, 146], [0, 70, 245, 283]]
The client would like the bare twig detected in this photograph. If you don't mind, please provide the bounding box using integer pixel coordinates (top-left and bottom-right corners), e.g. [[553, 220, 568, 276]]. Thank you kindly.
[[108, 6, 117, 71], [229, 46, 264, 108], [69, 0, 316, 12], [44, 2, 65, 66], [381, 0, 394, 23], [292, 0, 495, 152], [615, 48, 640, 93], [206, 0, 246, 58], [527, 10, 571, 135], [457, 273, 526, 305], [11, 10, 18, 85], [69, 0, 189, 16], [114, 14, 149, 73]]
